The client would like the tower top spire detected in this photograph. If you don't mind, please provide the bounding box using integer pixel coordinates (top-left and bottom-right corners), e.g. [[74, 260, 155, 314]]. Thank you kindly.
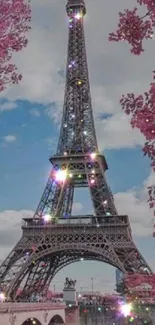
[[66, 0, 86, 16]]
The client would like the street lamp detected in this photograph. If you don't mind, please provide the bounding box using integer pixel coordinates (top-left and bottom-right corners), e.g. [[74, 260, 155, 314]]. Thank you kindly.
[[91, 278, 94, 294]]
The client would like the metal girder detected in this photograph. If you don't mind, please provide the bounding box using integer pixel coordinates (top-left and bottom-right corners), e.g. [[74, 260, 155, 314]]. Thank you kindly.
[[0, 236, 33, 289], [19, 251, 120, 300], [58, 0, 98, 155], [32, 153, 117, 219], [0, 0, 153, 301], [0, 218, 152, 300]]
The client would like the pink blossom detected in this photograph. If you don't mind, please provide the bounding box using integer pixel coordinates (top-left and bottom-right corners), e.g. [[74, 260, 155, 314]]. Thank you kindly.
[[109, 1, 155, 55], [120, 73, 155, 216], [109, 1, 155, 220], [0, 0, 31, 91]]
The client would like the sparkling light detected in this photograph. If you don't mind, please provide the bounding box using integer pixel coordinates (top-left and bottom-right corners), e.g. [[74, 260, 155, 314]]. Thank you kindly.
[[43, 214, 51, 222], [55, 170, 67, 182], [74, 12, 82, 20], [69, 61, 76, 69], [90, 153, 96, 160], [90, 179, 95, 184], [0, 292, 5, 302], [72, 60, 76, 66], [120, 303, 132, 317]]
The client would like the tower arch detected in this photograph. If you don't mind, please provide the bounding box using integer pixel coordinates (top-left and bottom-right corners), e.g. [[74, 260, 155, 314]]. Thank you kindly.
[[7, 242, 126, 299]]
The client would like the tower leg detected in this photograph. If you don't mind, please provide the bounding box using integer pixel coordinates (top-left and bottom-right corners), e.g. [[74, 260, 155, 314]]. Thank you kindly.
[[0, 236, 33, 293]]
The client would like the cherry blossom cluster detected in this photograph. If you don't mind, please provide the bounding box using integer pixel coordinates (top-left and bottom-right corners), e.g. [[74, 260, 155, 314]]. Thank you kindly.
[[120, 73, 155, 141], [109, 1, 155, 218], [148, 185, 155, 212], [109, 0, 155, 55], [0, 0, 31, 92], [120, 73, 155, 213]]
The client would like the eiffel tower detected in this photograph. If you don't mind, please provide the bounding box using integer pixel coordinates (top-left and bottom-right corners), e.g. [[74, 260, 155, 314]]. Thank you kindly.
[[0, 0, 152, 301]]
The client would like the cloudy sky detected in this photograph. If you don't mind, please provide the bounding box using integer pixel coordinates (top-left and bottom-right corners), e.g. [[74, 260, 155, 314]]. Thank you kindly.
[[0, 0, 155, 294]]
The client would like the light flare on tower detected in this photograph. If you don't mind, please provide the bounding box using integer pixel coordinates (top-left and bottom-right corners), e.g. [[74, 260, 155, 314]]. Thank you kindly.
[[0, 292, 5, 302], [55, 170, 67, 182], [43, 214, 51, 222], [74, 12, 83, 20], [90, 152, 97, 160], [120, 303, 132, 317]]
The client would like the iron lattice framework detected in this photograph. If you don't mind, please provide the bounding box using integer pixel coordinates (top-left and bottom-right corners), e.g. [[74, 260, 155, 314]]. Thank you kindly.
[[0, 0, 152, 301]]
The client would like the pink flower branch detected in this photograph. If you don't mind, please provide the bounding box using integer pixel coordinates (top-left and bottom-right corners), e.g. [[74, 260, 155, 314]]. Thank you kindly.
[[0, 0, 31, 92], [109, 1, 155, 219]]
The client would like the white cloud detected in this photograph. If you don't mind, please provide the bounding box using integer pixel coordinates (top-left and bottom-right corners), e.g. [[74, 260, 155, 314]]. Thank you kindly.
[[115, 191, 153, 237], [0, 25, 65, 104], [30, 108, 41, 117], [144, 170, 155, 188], [0, 0, 153, 106], [0, 210, 33, 260], [0, 210, 33, 231], [45, 103, 62, 126], [92, 86, 116, 116], [44, 105, 145, 151], [2, 135, 16, 144], [0, 0, 154, 152], [96, 112, 145, 150], [0, 102, 17, 113], [114, 172, 155, 237]]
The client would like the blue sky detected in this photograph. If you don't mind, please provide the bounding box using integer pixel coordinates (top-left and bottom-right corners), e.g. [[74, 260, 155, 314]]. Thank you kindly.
[[0, 105, 150, 209], [0, 99, 151, 213], [0, 0, 155, 294]]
